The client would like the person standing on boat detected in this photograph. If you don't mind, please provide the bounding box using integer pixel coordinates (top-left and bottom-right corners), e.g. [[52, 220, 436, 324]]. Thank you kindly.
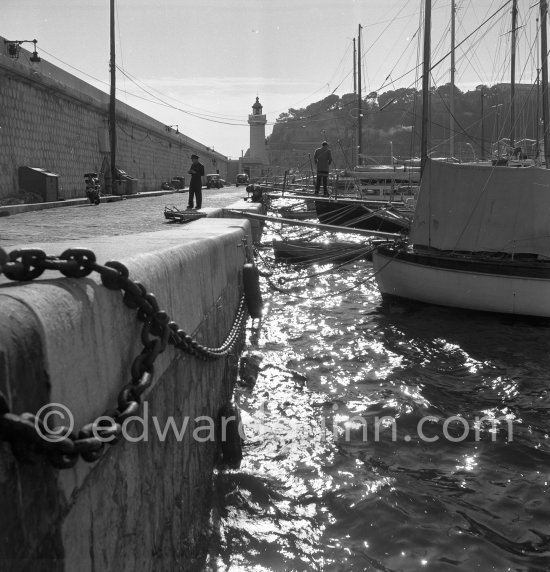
[[187, 153, 205, 209], [313, 141, 333, 195]]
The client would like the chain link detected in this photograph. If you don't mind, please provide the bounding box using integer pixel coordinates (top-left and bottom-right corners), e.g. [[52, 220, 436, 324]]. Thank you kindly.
[[0, 246, 248, 468]]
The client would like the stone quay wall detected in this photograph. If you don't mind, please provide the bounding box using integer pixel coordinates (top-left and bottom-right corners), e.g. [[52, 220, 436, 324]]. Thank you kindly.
[[0, 37, 229, 201], [0, 216, 258, 570]]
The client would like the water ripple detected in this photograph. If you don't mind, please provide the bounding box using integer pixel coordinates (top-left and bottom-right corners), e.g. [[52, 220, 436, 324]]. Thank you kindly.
[[207, 230, 550, 571]]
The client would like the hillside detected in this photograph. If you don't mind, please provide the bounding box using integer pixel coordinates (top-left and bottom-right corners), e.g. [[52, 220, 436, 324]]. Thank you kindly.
[[266, 83, 540, 173]]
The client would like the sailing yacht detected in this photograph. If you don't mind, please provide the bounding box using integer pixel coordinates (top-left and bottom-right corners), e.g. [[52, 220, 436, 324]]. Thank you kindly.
[[372, 0, 550, 317], [373, 158, 550, 316]]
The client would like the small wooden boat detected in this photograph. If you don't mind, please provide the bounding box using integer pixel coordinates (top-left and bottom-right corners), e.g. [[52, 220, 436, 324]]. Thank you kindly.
[[315, 199, 410, 233], [273, 238, 376, 263], [267, 198, 317, 220], [277, 207, 316, 220]]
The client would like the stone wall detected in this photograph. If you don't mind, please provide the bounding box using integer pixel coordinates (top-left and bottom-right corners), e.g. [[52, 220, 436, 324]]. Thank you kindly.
[[0, 218, 253, 570], [0, 37, 229, 201]]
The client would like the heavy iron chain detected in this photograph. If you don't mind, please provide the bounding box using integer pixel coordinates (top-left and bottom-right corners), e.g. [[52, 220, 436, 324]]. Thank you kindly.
[[0, 247, 248, 469]]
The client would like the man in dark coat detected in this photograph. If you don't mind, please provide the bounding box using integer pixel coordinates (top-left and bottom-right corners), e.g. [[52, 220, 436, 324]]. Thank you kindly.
[[313, 141, 333, 195], [187, 154, 205, 209]]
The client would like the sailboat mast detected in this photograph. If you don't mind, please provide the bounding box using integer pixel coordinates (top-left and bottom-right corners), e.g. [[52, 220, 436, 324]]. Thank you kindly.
[[353, 38, 357, 94], [541, 0, 550, 167], [450, 0, 455, 159], [536, 16, 541, 162], [357, 24, 362, 166], [510, 0, 518, 152], [109, 0, 117, 192], [421, 0, 432, 175]]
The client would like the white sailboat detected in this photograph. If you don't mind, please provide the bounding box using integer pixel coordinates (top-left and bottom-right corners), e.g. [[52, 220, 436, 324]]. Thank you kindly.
[[372, 0, 550, 317]]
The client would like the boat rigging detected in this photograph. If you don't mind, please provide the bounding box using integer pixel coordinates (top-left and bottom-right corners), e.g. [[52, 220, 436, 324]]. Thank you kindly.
[[371, 0, 550, 318]]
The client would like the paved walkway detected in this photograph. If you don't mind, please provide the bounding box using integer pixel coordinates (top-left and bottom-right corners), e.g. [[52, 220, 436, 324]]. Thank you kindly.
[[0, 186, 249, 248]]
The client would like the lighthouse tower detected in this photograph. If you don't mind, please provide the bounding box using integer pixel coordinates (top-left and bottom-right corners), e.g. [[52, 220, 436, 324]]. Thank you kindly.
[[243, 97, 269, 177]]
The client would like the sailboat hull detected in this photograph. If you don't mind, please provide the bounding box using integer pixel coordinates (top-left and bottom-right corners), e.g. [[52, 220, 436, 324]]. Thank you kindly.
[[372, 246, 550, 317]]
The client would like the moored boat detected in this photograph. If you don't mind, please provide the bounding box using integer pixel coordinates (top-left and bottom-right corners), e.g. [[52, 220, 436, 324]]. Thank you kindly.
[[315, 197, 411, 234], [336, 165, 420, 202], [273, 238, 375, 264], [374, 244, 550, 316], [373, 147, 550, 317], [372, 0, 550, 318]]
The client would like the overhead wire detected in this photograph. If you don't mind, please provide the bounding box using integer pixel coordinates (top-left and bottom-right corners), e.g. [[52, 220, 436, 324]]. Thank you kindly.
[[327, 41, 353, 95], [37, 0, 526, 150], [455, 0, 503, 86], [360, 0, 419, 94], [37, 47, 110, 89], [115, 66, 249, 126], [415, 0, 541, 157], [39, 44, 251, 128], [377, 1, 514, 111]]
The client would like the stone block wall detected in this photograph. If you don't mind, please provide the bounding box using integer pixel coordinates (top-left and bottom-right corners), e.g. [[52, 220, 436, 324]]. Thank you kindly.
[[0, 219, 251, 570], [0, 37, 229, 201]]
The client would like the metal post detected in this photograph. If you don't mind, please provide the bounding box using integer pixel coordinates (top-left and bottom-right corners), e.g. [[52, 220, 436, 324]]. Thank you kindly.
[[357, 24, 362, 166], [510, 0, 518, 152], [109, 0, 117, 193], [353, 38, 357, 94], [541, 0, 550, 167], [536, 17, 541, 163], [450, 0, 455, 158], [480, 88, 485, 160], [421, 0, 432, 175], [308, 153, 315, 192]]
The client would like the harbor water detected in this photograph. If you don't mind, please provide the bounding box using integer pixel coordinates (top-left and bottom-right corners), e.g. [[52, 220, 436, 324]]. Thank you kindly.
[[207, 222, 550, 571]]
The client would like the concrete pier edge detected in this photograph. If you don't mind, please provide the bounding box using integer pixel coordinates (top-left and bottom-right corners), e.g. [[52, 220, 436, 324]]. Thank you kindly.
[[0, 200, 264, 570]]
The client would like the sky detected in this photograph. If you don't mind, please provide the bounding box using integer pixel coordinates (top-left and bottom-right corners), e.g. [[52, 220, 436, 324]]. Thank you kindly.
[[3, 0, 543, 159]]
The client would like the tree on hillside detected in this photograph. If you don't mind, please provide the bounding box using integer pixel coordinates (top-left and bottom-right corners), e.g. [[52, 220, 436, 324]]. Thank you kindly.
[[377, 87, 418, 112], [267, 82, 542, 170]]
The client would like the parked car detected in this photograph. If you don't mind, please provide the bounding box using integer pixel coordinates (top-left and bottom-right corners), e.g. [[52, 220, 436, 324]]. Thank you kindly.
[[235, 173, 249, 187], [206, 174, 224, 189]]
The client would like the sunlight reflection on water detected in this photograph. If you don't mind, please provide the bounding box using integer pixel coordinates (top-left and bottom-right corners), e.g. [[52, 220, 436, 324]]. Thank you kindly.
[[206, 223, 550, 572]]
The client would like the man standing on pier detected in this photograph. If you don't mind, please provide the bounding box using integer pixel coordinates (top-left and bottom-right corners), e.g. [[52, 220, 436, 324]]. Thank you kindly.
[[187, 154, 205, 209], [313, 141, 332, 196]]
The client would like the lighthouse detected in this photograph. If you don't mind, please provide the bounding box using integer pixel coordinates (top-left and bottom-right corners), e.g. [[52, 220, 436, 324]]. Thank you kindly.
[[241, 97, 269, 178], [248, 97, 268, 164]]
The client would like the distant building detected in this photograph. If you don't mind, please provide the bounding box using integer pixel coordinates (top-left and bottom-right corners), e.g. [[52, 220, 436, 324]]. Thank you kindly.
[[241, 97, 269, 179]]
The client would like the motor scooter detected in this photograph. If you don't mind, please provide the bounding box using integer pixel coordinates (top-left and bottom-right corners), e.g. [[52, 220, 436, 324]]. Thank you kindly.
[[84, 172, 101, 205]]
